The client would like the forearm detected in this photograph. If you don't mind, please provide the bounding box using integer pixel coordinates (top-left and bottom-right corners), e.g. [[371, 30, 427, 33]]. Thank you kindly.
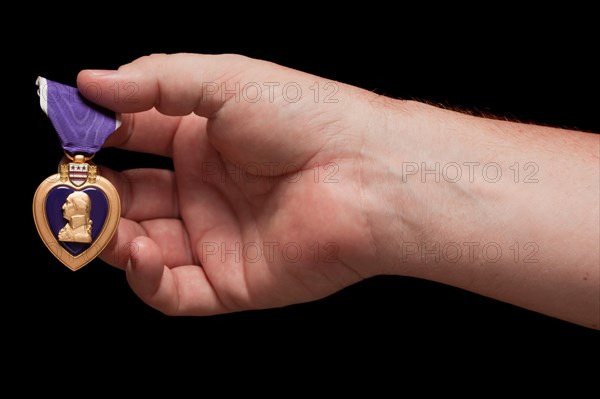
[[370, 100, 600, 328]]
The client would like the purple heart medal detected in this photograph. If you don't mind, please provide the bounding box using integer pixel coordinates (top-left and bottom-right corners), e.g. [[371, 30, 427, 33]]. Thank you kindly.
[[33, 77, 121, 271]]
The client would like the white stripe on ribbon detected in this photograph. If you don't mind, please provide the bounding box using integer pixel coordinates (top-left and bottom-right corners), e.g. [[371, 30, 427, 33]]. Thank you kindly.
[[36, 76, 48, 115]]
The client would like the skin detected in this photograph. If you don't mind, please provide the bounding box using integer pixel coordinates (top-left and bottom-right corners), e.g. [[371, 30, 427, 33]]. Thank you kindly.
[[76, 53, 599, 328]]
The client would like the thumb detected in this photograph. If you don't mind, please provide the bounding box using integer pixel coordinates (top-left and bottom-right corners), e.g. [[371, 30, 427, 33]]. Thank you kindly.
[[78, 53, 359, 170], [76, 53, 259, 117]]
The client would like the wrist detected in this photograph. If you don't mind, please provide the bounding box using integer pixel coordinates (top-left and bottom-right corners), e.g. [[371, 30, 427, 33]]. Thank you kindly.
[[358, 99, 434, 275], [362, 99, 490, 276]]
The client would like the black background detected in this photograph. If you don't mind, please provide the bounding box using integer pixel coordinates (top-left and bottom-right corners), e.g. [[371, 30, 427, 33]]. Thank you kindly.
[[11, 14, 599, 361]]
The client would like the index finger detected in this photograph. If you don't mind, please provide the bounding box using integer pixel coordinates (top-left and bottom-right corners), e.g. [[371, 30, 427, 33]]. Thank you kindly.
[[103, 109, 191, 157]]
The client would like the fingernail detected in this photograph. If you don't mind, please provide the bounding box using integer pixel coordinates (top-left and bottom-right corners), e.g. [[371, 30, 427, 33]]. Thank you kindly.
[[86, 69, 117, 76]]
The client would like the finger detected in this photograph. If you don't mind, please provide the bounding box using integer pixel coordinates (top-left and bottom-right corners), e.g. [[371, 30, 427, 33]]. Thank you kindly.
[[104, 109, 192, 157], [77, 53, 352, 168], [139, 218, 195, 267], [100, 218, 147, 269], [126, 236, 229, 315], [100, 217, 194, 269], [76, 53, 257, 117], [99, 167, 179, 221]]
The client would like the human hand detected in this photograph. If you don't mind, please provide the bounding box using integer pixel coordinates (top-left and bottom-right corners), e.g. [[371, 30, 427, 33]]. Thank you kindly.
[[77, 54, 404, 315], [78, 53, 600, 327]]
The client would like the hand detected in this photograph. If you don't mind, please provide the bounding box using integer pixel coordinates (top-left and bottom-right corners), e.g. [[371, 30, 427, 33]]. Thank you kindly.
[[77, 54, 399, 315], [79, 53, 600, 328]]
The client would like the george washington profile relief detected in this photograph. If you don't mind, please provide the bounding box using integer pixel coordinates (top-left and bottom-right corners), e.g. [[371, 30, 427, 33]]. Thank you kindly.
[[58, 192, 93, 243]]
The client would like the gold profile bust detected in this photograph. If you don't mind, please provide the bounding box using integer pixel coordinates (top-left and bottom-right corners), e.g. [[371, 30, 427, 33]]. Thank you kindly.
[[58, 192, 93, 243]]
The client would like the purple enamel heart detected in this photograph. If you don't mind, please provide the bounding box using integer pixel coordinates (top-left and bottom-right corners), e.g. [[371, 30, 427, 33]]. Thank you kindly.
[[46, 186, 109, 255]]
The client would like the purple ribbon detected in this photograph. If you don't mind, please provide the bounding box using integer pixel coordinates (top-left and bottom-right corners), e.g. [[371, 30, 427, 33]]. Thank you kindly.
[[36, 77, 121, 155]]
